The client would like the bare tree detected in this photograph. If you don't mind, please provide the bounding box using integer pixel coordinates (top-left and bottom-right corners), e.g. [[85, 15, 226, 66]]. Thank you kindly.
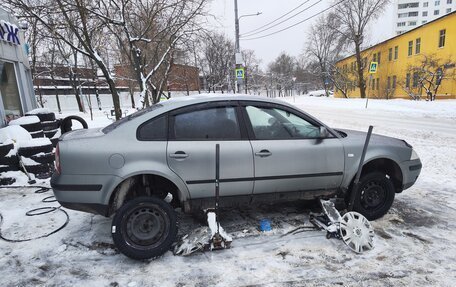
[[242, 49, 261, 94], [331, 0, 390, 99], [199, 32, 235, 93], [107, 0, 208, 105], [305, 13, 347, 96], [8, 0, 124, 119], [330, 64, 353, 98], [268, 52, 296, 97], [400, 54, 455, 101]]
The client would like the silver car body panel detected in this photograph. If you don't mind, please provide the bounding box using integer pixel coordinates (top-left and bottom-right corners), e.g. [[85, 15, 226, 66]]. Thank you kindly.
[[250, 138, 344, 194], [51, 94, 421, 216], [167, 140, 254, 198]]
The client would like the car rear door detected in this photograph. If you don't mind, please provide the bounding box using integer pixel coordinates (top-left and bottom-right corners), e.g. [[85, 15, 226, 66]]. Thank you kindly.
[[167, 101, 254, 199], [241, 101, 344, 194]]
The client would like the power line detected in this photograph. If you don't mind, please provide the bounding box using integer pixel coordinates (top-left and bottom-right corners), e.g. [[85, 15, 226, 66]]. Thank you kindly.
[[241, 0, 346, 41], [240, 0, 313, 37]]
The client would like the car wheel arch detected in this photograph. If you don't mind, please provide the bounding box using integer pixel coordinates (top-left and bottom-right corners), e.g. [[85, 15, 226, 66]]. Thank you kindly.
[[350, 157, 404, 194], [107, 172, 189, 215]]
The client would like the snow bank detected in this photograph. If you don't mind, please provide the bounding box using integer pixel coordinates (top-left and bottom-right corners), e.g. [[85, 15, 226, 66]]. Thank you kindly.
[[18, 138, 51, 148], [8, 116, 40, 125], [25, 108, 52, 115], [0, 126, 32, 143]]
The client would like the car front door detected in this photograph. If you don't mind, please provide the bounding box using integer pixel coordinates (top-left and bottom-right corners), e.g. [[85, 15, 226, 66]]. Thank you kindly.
[[167, 101, 254, 199], [241, 101, 344, 195]]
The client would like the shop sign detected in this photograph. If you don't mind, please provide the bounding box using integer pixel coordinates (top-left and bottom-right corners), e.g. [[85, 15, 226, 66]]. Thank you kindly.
[[0, 20, 21, 45]]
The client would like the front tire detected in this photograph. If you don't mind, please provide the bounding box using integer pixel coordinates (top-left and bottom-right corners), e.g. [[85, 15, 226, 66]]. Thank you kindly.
[[111, 197, 178, 260], [352, 172, 395, 220]]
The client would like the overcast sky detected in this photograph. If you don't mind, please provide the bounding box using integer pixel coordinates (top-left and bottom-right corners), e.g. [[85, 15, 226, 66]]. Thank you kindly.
[[209, 0, 395, 69]]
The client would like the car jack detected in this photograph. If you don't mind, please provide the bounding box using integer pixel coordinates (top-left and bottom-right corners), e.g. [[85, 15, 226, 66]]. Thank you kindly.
[[310, 199, 375, 253], [174, 144, 232, 256], [173, 210, 232, 256]]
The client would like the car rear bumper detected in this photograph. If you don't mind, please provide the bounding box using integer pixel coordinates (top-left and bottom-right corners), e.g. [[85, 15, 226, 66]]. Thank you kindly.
[[400, 159, 422, 190], [51, 173, 121, 216]]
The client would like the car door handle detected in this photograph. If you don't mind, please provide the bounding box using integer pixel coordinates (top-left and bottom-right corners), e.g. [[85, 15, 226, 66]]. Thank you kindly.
[[255, 150, 272, 157], [169, 151, 189, 159]]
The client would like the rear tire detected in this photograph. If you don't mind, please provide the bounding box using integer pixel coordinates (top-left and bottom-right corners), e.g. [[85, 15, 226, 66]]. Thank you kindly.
[[352, 172, 395, 220], [111, 197, 178, 260]]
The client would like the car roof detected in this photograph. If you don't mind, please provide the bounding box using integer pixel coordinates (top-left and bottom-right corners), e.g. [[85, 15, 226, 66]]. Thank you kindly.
[[161, 93, 291, 108]]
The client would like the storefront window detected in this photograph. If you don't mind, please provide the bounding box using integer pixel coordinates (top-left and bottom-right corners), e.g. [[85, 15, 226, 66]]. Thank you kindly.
[[0, 61, 22, 123]]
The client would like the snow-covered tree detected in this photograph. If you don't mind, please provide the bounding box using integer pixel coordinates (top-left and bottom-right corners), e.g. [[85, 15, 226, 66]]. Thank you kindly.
[[305, 13, 347, 97], [401, 54, 455, 101], [330, 0, 390, 99]]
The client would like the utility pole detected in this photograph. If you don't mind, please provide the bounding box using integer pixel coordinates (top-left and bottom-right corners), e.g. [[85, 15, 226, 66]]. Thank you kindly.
[[234, 1, 261, 94], [234, 0, 241, 93]]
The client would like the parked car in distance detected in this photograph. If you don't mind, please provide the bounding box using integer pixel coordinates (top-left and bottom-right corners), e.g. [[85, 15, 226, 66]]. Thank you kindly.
[[51, 94, 422, 259], [308, 90, 333, 97]]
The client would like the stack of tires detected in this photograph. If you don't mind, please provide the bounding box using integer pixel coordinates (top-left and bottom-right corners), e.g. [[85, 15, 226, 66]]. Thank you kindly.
[[0, 140, 18, 185], [18, 138, 55, 179], [25, 109, 60, 147], [8, 116, 44, 139], [0, 125, 32, 185]]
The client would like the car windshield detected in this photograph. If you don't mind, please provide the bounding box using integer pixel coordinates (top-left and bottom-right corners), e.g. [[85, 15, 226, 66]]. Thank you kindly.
[[102, 103, 163, 134]]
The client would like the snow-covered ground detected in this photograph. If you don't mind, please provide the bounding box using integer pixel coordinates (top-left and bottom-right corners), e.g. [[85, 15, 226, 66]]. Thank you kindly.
[[1, 95, 456, 287]]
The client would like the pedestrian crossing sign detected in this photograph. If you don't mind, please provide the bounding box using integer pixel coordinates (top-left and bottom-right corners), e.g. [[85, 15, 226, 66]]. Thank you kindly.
[[369, 62, 378, 74], [235, 68, 245, 79]]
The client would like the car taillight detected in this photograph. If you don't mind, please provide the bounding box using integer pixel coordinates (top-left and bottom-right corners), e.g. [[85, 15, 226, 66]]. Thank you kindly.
[[55, 144, 61, 174]]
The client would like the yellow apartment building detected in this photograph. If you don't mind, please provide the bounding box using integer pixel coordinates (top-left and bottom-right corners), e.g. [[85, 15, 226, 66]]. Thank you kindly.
[[334, 11, 455, 100]]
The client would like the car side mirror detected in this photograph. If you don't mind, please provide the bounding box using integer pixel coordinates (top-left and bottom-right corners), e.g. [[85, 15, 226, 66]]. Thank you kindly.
[[319, 126, 329, 138]]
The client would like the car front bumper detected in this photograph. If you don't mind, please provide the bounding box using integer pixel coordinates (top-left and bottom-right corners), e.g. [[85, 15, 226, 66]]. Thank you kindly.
[[400, 159, 422, 190]]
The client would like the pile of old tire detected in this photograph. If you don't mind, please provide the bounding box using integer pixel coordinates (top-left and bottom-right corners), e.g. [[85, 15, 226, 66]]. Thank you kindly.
[[0, 140, 18, 185], [8, 115, 44, 139], [25, 109, 60, 147], [18, 138, 54, 179], [0, 126, 31, 185]]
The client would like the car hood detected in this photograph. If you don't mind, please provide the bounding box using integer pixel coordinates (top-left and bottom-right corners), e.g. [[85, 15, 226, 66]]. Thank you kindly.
[[336, 128, 408, 148], [60, 128, 105, 141]]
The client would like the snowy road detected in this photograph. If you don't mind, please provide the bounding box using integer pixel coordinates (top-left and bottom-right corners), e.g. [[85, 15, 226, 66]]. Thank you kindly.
[[1, 96, 455, 287]]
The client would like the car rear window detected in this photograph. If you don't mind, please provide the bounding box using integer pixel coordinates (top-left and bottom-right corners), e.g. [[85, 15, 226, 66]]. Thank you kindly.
[[102, 104, 163, 134], [137, 115, 167, 141]]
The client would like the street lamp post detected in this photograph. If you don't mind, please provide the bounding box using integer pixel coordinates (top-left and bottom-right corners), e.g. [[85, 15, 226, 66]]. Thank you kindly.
[[234, 0, 261, 93]]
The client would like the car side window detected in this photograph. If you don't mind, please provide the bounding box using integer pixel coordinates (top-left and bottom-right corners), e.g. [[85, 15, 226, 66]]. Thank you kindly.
[[173, 106, 241, 140], [137, 115, 167, 141], [245, 106, 320, 140]]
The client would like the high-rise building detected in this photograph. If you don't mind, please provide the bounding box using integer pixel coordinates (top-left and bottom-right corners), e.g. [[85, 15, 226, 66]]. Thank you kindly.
[[395, 0, 456, 35]]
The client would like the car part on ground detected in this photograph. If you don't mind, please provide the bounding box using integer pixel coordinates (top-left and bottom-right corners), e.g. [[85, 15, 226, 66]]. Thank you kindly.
[[174, 211, 232, 256], [310, 200, 374, 254]]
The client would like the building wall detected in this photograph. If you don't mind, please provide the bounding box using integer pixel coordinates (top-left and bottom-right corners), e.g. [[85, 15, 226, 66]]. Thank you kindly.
[[0, 7, 36, 127], [395, 0, 456, 35], [167, 64, 200, 91], [335, 11, 455, 100]]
